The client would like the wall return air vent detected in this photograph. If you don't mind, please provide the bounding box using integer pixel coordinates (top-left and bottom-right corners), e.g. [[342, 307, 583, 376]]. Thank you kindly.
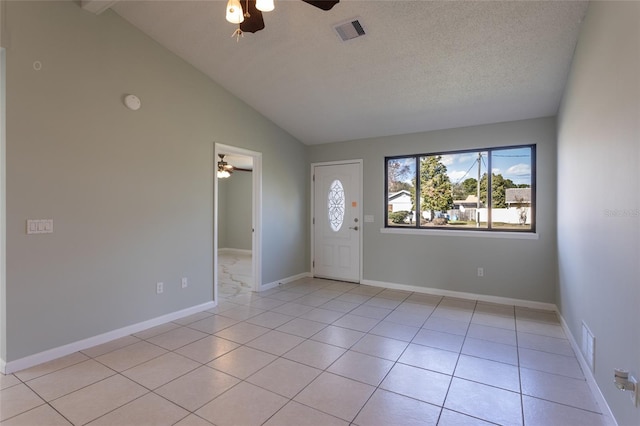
[[334, 19, 366, 41]]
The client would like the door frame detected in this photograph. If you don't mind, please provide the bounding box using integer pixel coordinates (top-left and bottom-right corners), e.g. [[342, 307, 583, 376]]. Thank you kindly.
[[310, 159, 363, 283], [214, 143, 262, 302]]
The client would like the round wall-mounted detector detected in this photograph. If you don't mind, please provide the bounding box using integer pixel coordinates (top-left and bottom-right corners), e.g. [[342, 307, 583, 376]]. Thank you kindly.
[[124, 94, 141, 111]]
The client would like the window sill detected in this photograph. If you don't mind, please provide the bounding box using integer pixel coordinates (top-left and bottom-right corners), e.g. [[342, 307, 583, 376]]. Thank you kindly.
[[380, 227, 539, 240]]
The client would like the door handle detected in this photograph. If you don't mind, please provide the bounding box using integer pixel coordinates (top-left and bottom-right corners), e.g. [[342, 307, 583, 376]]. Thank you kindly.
[[349, 226, 359, 231]]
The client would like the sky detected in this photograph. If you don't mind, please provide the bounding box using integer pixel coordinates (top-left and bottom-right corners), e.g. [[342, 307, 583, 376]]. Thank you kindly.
[[441, 146, 532, 186], [393, 146, 533, 187]]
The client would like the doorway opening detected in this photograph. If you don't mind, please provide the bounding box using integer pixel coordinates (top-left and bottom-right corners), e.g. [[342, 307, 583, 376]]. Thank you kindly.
[[214, 143, 262, 302]]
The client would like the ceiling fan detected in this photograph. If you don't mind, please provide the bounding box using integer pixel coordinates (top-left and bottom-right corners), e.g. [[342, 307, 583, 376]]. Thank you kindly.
[[226, 0, 340, 36], [217, 154, 251, 178]]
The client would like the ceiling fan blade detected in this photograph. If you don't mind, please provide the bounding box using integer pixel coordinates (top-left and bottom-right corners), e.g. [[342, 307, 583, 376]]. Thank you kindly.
[[301, 0, 339, 11], [239, 0, 265, 33]]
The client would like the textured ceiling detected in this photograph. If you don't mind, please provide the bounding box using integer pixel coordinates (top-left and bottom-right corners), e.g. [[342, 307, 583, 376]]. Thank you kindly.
[[110, 0, 588, 145]]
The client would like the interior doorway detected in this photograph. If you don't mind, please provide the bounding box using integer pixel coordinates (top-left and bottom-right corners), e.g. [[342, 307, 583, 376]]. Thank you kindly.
[[214, 143, 262, 302]]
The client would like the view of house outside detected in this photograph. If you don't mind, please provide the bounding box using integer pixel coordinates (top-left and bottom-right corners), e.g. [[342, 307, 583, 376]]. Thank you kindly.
[[386, 146, 534, 231]]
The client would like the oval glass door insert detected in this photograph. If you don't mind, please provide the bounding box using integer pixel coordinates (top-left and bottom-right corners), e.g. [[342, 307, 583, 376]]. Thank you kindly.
[[328, 179, 345, 232]]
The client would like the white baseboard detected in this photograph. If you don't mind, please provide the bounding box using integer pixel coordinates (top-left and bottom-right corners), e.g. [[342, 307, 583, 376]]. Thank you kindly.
[[260, 272, 312, 291], [2, 301, 216, 374], [361, 279, 557, 311], [557, 314, 618, 426]]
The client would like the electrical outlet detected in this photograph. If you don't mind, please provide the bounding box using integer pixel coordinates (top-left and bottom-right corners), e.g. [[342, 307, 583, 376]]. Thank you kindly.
[[156, 282, 164, 294], [477, 267, 484, 277], [181, 277, 188, 289]]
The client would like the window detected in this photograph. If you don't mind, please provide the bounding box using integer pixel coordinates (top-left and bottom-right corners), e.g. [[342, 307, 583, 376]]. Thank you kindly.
[[385, 145, 535, 232]]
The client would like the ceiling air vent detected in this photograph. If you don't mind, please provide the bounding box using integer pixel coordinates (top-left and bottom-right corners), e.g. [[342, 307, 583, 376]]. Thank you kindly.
[[334, 19, 366, 42]]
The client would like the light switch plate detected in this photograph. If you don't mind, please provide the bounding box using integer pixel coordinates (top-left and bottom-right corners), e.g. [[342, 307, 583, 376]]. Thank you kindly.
[[364, 215, 374, 223]]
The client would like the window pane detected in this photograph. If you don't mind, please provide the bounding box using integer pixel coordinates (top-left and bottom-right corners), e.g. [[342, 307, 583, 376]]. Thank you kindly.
[[328, 179, 345, 232], [387, 157, 416, 226], [422, 152, 488, 228], [490, 147, 532, 230]]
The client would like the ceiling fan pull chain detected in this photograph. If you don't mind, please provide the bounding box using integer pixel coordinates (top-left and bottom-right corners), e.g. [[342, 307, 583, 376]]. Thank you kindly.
[[231, 26, 244, 41]]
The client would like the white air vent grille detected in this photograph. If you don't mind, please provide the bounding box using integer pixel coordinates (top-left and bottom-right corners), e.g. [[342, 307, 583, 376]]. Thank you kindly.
[[334, 19, 366, 42]]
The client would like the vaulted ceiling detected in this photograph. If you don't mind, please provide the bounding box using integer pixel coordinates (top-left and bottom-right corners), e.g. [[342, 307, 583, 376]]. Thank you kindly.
[[95, 1, 588, 145]]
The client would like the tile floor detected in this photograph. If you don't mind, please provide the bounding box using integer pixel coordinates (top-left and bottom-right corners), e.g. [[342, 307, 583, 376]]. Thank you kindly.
[[218, 251, 253, 298], [0, 278, 612, 425]]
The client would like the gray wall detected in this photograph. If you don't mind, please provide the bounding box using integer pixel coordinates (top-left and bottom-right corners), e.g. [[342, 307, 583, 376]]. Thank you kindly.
[[310, 117, 558, 303], [557, 2, 639, 425], [2, 1, 308, 362], [218, 170, 252, 251]]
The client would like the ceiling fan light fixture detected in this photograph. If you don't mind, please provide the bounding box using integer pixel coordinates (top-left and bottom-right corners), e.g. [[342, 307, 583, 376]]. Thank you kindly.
[[217, 169, 231, 178], [226, 0, 245, 24], [256, 0, 274, 13]]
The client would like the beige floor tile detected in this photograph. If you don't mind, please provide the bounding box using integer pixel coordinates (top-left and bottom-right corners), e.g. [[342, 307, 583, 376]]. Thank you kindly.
[[466, 323, 517, 346], [49, 375, 147, 425], [310, 325, 365, 348], [146, 327, 209, 351], [0, 373, 21, 390], [172, 311, 213, 326], [213, 321, 271, 344], [444, 378, 522, 426], [275, 317, 327, 338], [438, 408, 495, 425], [173, 414, 215, 426], [174, 335, 240, 364], [320, 299, 360, 313], [13, 352, 89, 382], [471, 312, 516, 330], [517, 332, 574, 356], [218, 305, 266, 321], [423, 316, 470, 336], [0, 383, 45, 422], [380, 363, 451, 406], [369, 320, 419, 342], [95, 341, 167, 372], [350, 334, 408, 361], [520, 368, 600, 412], [353, 388, 441, 426], [332, 314, 380, 333], [264, 401, 348, 426], [245, 311, 295, 329], [328, 350, 393, 386], [522, 395, 608, 426], [0, 404, 72, 426], [519, 348, 584, 379], [294, 372, 375, 422], [87, 392, 189, 425], [245, 330, 305, 356], [283, 339, 345, 369], [195, 381, 288, 426], [399, 343, 458, 375], [363, 297, 401, 310], [271, 302, 315, 317], [187, 315, 238, 334], [155, 365, 239, 412], [350, 305, 392, 320], [208, 346, 277, 379], [454, 354, 520, 392], [412, 328, 465, 352], [81, 335, 142, 358], [298, 307, 345, 324], [247, 358, 321, 398], [133, 322, 181, 340], [121, 352, 200, 390], [461, 337, 518, 365], [27, 359, 115, 401]]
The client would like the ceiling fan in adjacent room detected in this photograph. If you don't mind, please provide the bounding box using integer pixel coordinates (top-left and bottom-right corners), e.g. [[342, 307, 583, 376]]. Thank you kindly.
[[225, 0, 339, 37], [217, 154, 251, 178]]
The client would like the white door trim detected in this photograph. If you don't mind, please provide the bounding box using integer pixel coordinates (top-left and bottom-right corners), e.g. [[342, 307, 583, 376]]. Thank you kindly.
[[214, 143, 262, 301], [311, 159, 363, 283]]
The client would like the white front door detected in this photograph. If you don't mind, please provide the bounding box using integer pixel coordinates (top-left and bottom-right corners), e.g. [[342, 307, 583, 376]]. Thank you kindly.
[[313, 162, 361, 282]]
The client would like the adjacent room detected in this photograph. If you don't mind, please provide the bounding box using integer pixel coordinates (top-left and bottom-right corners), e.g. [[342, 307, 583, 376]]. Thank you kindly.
[[0, 1, 638, 425]]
